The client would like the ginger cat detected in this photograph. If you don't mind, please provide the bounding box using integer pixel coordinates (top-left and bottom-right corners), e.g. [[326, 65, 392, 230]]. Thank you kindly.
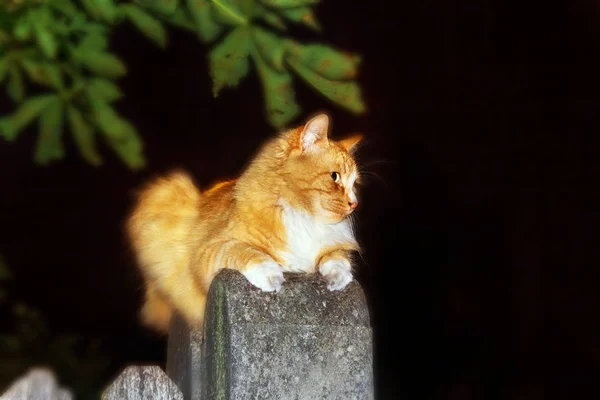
[[127, 114, 363, 334]]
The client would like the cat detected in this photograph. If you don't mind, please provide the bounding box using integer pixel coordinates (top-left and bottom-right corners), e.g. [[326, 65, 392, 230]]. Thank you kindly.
[[126, 113, 363, 334]]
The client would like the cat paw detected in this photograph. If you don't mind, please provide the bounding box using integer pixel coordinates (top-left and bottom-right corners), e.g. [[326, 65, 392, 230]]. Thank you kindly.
[[319, 259, 353, 291], [243, 261, 285, 293]]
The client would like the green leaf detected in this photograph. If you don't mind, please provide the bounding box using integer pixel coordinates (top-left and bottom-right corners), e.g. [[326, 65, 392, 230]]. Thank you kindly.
[[87, 77, 123, 102], [81, 0, 119, 23], [68, 10, 88, 31], [0, 95, 56, 142], [78, 29, 109, 52], [21, 60, 63, 89], [158, 0, 180, 15], [159, 0, 181, 15], [13, 13, 32, 41], [237, 0, 257, 16], [210, 0, 248, 26], [121, 4, 168, 48], [51, 19, 72, 37], [34, 26, 59, 59], [96, 0, 120, 21], [30, 6, 53, 25], [259, 0, 319, 7], [82, 21, 108, 34], [252, 42, 300, 128], [6, 65, 25, 102], [35, 98, 65, 165], [91, 102, 145, 169], [252, 26, 285, 72], [67, 105, 102, 166], [258, 9, 287, 31], [164, 7, 196, 31], [78, 52, 127, 78], [288, 60, 365, 114], [135, 0, 180, 15], [286, 41, 361, 81], [279, 6, 320, 30], [209, 26, 251, 97], [187, 0, 223, 43], [50, 0, 80, 17]]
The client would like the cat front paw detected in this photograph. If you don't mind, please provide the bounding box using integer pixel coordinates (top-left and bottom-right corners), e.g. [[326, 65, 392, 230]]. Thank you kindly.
[[243, 261, 285, 293], [319, 259, 353, 291]]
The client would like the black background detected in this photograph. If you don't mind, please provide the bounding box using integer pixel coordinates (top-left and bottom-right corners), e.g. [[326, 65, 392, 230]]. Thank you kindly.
[[0, 0, 594, 398]]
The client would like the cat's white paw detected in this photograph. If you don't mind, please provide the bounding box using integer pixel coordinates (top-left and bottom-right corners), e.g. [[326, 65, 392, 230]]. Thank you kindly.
[[243, 261, 285, 292], [319, 259, 353, 291]]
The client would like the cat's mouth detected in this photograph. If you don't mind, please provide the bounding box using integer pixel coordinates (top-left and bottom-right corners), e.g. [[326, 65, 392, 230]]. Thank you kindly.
[[319, 199, 358, 222], [321, 208, 355, 223], [339, 204, 358, 218]]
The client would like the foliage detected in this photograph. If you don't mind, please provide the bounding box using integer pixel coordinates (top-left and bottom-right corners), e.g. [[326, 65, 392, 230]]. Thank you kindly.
[[0, 255, 111, 399], [0, 0, 365, 169]]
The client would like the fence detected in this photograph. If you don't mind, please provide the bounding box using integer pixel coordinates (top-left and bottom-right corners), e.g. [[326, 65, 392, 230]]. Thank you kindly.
[[2, 269, 374, 400]]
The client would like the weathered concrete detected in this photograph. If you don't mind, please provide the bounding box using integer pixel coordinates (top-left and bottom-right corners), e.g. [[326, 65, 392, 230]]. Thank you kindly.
[[101, 366, 183, 400], [166, 314, 203, 400], [169, 269, 374, 400], [0, 368, 72, 400]]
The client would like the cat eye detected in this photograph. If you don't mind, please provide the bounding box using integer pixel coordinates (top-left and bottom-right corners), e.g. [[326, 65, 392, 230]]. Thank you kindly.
[[331, 171, 340, 182]]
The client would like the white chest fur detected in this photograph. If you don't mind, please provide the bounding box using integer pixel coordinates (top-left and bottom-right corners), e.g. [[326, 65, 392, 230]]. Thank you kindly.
[[278, 207, 356, 273]]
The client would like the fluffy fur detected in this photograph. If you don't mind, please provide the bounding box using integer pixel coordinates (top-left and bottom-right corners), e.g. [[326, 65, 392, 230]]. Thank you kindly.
[[127, 114, 363, 334]]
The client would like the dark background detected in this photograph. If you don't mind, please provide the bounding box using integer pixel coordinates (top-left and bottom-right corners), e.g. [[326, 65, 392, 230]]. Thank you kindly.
[[0, 0, 593, 398]]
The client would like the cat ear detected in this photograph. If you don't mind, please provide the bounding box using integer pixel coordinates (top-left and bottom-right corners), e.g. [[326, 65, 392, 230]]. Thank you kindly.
[[299, 114, 329, 151], [338, 133, 363, 153]]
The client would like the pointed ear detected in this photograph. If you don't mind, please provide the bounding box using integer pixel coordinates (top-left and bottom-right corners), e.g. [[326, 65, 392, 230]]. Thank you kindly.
[[298, 114, 329, 152], [338, 133, 363, 153]]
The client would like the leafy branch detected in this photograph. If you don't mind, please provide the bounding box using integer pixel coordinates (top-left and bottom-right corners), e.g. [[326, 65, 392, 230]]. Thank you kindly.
[[0, 0, 365, 169]]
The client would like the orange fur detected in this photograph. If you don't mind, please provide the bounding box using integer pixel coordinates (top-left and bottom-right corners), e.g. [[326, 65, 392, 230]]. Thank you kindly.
[[127, 114, 363, 334]]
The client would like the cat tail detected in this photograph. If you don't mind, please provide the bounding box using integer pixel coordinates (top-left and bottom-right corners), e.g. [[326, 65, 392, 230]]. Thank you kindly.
[[140, 282, 173, 334], [127, 170, 202, 334]]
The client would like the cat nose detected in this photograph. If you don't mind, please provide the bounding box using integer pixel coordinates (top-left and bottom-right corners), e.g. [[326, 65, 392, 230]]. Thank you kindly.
[[348, 201, 358, 210]]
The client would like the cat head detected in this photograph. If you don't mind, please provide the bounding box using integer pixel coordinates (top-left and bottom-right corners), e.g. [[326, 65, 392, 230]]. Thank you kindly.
[[275, 114, 363, 224]]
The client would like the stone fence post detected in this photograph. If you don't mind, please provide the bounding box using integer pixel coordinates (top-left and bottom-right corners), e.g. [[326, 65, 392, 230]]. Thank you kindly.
[[0, 368, 72, 400], [102, 366, 183, 400], [167, 269, 374, 400]]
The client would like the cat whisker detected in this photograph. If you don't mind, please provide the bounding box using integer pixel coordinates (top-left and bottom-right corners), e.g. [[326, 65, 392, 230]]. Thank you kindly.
[[357, 171, 388, 189]]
